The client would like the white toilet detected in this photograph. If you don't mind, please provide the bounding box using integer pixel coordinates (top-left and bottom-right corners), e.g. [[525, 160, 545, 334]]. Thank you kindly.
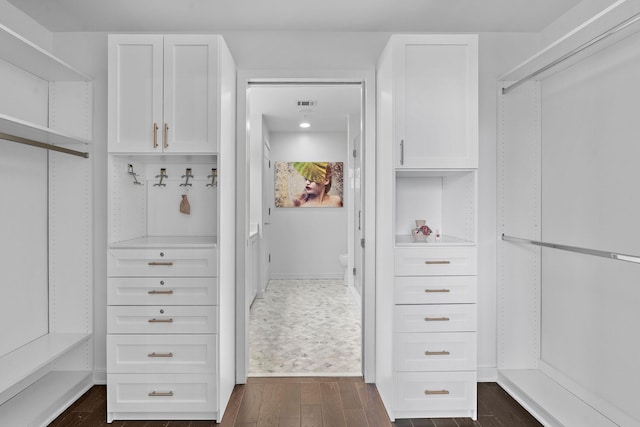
[[339, 253, 349, 286]]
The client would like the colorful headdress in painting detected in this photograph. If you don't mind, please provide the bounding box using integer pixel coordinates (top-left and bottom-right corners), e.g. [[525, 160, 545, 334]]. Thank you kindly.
[[293, 162, 328, 183]]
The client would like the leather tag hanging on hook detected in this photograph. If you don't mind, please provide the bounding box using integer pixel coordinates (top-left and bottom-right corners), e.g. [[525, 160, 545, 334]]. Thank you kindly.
[[179, 194, 191, 215]]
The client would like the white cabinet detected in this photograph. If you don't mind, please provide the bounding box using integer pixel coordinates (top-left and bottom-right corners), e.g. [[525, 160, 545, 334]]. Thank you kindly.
[[108, 34, 220, 154], [387, 35, 478, 169], [107, 33, 235, 423], [376, 34, 478, 421]]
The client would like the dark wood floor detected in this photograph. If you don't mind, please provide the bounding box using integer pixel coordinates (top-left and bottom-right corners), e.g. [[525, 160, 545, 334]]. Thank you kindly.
[[49, 378, 542, 427]]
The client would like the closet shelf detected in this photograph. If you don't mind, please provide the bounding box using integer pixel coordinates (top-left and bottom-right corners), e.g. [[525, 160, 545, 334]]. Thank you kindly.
[[0, 333, 91, 404], [396, 234, 474, 246], [500, 0, 640, 89], [0, 113, 91, 152], [109, 236, 218, 249], [0, 23, 91, 81]]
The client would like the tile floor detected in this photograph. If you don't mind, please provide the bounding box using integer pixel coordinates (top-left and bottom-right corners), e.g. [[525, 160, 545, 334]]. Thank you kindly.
[[249, 279, 362, 376]]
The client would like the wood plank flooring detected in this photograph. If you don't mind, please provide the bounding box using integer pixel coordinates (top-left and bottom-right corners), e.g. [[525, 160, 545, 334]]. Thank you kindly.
[[48, 378, 542, 427]]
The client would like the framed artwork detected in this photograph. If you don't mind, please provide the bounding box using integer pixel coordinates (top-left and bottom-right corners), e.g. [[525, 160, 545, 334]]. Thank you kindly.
[[274, 161, 343, 208]]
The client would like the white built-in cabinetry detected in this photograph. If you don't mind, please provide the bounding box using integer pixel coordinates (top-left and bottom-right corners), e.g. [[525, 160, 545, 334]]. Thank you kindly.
[[106, 34, 236, 423], [0, 23, 94, 426], [376, 34, 478, 420], [498, 2, 640, 426]]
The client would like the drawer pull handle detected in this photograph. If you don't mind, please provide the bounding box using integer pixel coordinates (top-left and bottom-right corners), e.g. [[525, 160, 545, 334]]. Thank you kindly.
[[425, 317, 450, 322], [425, 350, 450, 356], [148, 391, 173, 397], [148, 318, 174, 323], [425, 260, 451, 265], [148, 261, 173, 266], [425, 389, 450, 395], [424, 289, 450, 293], [148, 352, 174, 358], [148, 290, 174, 295]]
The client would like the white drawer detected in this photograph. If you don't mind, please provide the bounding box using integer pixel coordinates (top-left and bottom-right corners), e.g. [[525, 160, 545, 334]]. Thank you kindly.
[[394, 304, 476, 333], [108, 248, 217, 277], [394, 371, 476, 414], [108, 277, 218, 306], [395, 276, 476, 304], [107, 335, 216, 373], [395, 246, 477, 276], [107, 373, 217, 413], [108, 306, 218, 334], [394, 332, 476, 372]]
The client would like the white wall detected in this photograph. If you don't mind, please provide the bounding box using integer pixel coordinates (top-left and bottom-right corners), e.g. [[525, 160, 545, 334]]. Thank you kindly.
[[269, 132, 348, 279]]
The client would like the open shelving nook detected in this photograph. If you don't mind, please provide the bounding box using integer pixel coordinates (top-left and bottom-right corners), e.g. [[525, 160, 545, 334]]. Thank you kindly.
[[497, 1, 640, 426], [0, 23, 94, 426]]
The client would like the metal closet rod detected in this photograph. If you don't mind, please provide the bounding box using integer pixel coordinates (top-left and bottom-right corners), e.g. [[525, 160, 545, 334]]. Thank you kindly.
[[502, 10, 640, 95], [0, 132, 89, 159], [502, 234, 640, 264]]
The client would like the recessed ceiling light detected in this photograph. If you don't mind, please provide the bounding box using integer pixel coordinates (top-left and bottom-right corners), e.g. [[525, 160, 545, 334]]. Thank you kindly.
[[299, 122, 311, 128]]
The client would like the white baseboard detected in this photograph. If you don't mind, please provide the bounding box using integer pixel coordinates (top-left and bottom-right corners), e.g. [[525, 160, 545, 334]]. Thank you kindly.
[[478, 366, 497, 382], [92, 370, 106, 385], [270, 273, 342, 280]]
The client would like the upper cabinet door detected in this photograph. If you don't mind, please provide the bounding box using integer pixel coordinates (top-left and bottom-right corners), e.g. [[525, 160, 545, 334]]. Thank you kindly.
[[395, 35, 478, 169], [108, 35, 163, 153], [163, 35, 219, 154]]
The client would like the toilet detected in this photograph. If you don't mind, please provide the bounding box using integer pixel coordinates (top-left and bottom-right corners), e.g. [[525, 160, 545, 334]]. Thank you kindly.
[[339, 253, 349, 286]]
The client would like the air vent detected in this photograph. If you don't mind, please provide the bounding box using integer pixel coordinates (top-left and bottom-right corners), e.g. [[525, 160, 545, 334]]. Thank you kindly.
[[297, 100, 317, 107]]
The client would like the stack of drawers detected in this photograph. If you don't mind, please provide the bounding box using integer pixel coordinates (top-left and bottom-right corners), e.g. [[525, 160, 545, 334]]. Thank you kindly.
[[106, 246, 218, 421], [393, 245, 477, 419]]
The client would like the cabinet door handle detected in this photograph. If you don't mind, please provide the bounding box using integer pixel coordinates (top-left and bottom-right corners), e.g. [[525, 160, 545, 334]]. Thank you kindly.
[[424, 260, 451, 265], [148, 391, 173, 397], [400, 139, 404, 165], [425, 350, 450, 356], [148, 352, 174, 358], [424, 289, 450, 293], [148, 261, 173, 266], [425, 389, 450, 395], [163, 123, 169, 149], [148, 290, 174, 295], [425, 316, 450, 322], [153, 122, 159, 148], [148, 318, 174, 323]]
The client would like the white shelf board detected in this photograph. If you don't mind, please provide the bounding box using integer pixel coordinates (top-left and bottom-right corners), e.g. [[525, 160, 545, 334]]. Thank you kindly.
[[498, 369, 618, 427], [500, 0, 640, 84], [396, 169, 476, 178], [109, 153, 218, 164], [0, 114, 91, 146], [395, 234, 474, 246], [109, 235, 218, 249], [0, 23, 91, 81], [0, 333, 91, 398], [0, 371, 93, 426]]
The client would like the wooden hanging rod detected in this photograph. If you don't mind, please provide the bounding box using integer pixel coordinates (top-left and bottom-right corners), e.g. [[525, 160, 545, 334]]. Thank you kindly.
[[502, 234, 640, 264], [0, 132, 89, 159]]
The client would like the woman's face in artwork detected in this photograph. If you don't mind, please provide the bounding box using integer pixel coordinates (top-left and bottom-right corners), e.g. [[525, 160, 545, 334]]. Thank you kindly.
[[304, 179, 325, 198]]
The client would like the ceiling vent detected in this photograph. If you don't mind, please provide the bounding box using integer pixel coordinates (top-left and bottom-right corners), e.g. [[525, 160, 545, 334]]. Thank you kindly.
[[297, 100, 317, 107]]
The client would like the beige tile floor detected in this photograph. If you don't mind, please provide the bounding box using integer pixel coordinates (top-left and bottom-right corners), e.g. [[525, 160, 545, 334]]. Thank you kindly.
[[249, 279, 362, 376]]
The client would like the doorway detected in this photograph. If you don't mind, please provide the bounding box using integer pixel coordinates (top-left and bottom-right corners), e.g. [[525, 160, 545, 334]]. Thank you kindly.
[[236, 73, 376, 383]]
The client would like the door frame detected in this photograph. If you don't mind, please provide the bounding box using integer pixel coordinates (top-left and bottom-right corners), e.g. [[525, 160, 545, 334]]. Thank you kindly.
[[235, 69, 377, 383]]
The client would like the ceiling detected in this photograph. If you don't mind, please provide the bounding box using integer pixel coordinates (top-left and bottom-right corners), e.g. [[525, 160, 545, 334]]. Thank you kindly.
[[8, 0, 583, 33]]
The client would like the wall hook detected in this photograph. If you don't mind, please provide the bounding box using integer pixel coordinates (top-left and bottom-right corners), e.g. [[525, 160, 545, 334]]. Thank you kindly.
[[154, 168, 168, 187], [128, 164, 143, 185], [206, 168, 218, 187], [180, 168, 193, 187]]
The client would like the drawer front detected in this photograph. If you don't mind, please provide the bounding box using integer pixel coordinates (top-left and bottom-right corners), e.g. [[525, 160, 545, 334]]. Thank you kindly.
[[395, 276, 476, 304], [108, 306, 218, 334], [395, 246, 477, 276], [107, 334, 216, 373], [394, 304, 476, 333], [108, 277, 218, 306], [108, 248, 217, 277], [107, 373, 217, 413], [394, 371, 477, 412], [394, 332, 476, 372]]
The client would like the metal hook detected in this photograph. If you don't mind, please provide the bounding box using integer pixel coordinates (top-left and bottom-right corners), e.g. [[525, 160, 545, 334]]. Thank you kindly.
[[206, 169, 217, 187], [180, 168, 193, 187], [154, 168, 168, 187], [128, 164, 143, 185]]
